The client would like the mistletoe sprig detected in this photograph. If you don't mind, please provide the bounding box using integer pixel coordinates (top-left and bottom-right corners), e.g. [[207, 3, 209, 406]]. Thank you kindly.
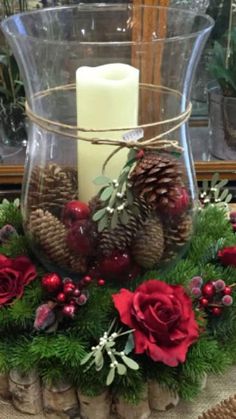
[[199, 173, 232, 209], [80, 320, 139, 386], [92, 149, 139, 232]]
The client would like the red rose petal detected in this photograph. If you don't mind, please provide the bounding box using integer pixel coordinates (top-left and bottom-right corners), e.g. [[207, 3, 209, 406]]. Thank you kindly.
[[12, 256, 37, 285], [112, 289, 134, 327]]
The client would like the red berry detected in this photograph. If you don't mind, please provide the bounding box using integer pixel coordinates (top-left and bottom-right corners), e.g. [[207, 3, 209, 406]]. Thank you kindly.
[[98, 250, 132, 280], [62, 304, 76, 318], [223, 286, 232, 295], [63, 277, 73, 284], [97, 278, 105, 286], [211, 307, 222, 316], [73, 288, 81, 298], [41, 273, 63, 294], [66, 220, 96, 256], [83, 275, 92, 284], [230, 211, 236, 223], [56, 292, 66, 304], [222, 295, 233, 306], [202, 282, 215, 299], [136, 150, 144, 160], [165, 186, 190, 216], [62, 200, 90, 227], [199, 297, 209, 307], [77, 293, 88, 305], [68, 299, 77, 306], [63, 283, 76, 296]]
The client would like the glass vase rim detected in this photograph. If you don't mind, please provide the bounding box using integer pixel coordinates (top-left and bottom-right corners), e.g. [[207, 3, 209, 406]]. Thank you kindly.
[[1, 3, 214, 46]]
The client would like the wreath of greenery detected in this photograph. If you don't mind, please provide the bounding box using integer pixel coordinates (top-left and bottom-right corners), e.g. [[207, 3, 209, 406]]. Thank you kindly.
[[0, 200, 236, 404]]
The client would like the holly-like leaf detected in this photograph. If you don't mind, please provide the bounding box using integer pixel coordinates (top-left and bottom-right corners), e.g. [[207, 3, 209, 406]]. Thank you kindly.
[[117, 363, 127, 375], [225, 194, 232, 203], [122, 355, 139, 370], [211, 173, 220, 187], [219, 189, 230, 201], [93, 175, 111, 185], [106, 367, 115, 386], [217, 179, 228, 189], [93, 208, 106, 222], [100, 186, 113, 201]]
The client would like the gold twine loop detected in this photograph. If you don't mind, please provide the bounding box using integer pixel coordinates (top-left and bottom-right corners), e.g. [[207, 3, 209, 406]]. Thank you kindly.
[[25, 83, 192, 152]]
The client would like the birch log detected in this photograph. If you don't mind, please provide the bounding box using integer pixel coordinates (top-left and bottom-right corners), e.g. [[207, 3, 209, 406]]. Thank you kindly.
[[0, 372, 10, 399], [43, 380, 80, 418], [115, 384, 151, 419], [77, 390, 111, 419], [148, 380, 179, 411], [9, 369, 43, 414]]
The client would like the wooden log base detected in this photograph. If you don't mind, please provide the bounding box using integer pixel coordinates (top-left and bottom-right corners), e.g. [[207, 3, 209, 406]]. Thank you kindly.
[[114, 385, 151, 419], [78, 390, 111, 419], [43, 381, 80, 419], [148, 380, 180, 412], [9, 369, 43, 414]]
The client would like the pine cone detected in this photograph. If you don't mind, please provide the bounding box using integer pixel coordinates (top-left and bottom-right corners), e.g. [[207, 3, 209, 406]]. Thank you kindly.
[[28, 209, 87, 273], [198, 394, 236, 419], [163, 214, 193, 262], [98, 198, 151, 256], [130, 152, 183, 212], [132, 216, 164, 269], [28, 164, 78, 218]]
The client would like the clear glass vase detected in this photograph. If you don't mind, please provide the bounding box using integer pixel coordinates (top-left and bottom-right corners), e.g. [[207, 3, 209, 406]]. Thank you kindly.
[[2, 4, 213, 279]]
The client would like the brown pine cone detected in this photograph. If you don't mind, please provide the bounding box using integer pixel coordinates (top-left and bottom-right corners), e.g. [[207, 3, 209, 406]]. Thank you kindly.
[[130, 152, 183, 212], [163, 214, 193, 262], [198, 394, 236, 419], [28, 209, 87, 273], [27, 164, 78, 218], [98, 198, 151, 256], [132, 216, 164, 269]]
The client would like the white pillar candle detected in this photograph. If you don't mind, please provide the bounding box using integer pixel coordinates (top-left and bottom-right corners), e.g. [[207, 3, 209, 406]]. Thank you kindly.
[[76, 63, 139, 203]]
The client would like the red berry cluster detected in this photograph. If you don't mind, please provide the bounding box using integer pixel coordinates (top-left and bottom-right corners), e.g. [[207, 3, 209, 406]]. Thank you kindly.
[[41, 273, 94, 318], [190, 276, 234, 316]]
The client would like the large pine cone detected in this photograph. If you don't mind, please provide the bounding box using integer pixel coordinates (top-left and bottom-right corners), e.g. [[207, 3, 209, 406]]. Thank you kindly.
[[163, 214, 193, 262], [27, 164, 78, 218], [28, 209, 87, 273], [130, 152, 183, 212], [132, 216, 164, 269]]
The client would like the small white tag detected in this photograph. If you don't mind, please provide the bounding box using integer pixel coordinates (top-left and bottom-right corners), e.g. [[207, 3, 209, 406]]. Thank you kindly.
[[122, 128, 144, 142]]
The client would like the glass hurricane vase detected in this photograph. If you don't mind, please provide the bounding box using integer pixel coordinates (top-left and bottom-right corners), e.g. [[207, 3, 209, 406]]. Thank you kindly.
[[2, 4, 213, 281]]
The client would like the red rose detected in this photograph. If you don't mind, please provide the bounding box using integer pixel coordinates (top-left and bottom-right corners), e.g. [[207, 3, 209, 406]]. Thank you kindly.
[[0, 254, 37, 305], [112, 279, 199, 367], [218, 247, 236, 267]]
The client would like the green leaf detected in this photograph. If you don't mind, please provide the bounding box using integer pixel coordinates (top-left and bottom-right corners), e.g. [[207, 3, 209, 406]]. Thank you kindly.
[[98, 214, 109, 232], [122, 355, 139, 370], [106, 341, 115, 348], [217, 179, 228, 189], [126, 188, 134, 206], [219, 189, 230, 201], [106, 367, 115, 386], [124, 333, 135, 355], [120, 210, 130, 226], [109, 189, 118, 208], [93, 208, 106, 222], [225, 194, 232, 203], [95, 350, 104, 371], [211, 173, 219, 187], [202, 180, 208, 192], [93, 175, 111, 186], [117, 363, 127, 375], [80, 352, 94, 365], [100, 186, 113, 201], [111, 210, 118, 230]]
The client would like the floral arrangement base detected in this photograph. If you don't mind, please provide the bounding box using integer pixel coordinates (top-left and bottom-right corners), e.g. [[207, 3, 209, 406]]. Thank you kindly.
[[0, 201, 236, 419]]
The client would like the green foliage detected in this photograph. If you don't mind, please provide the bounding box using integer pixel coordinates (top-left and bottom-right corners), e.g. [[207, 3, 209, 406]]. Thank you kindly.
[[209, 28, 236, 97], [0, 201, 236, 402]]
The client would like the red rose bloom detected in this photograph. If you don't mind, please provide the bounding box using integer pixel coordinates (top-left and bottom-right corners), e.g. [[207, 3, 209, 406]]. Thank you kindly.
[[218, 247, 236, 267], [112, 279, 199, 367], [0, 254, 37, 305]]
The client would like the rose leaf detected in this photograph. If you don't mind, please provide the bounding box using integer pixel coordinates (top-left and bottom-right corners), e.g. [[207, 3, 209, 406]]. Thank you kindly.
[[106, 367, 115, 386]]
